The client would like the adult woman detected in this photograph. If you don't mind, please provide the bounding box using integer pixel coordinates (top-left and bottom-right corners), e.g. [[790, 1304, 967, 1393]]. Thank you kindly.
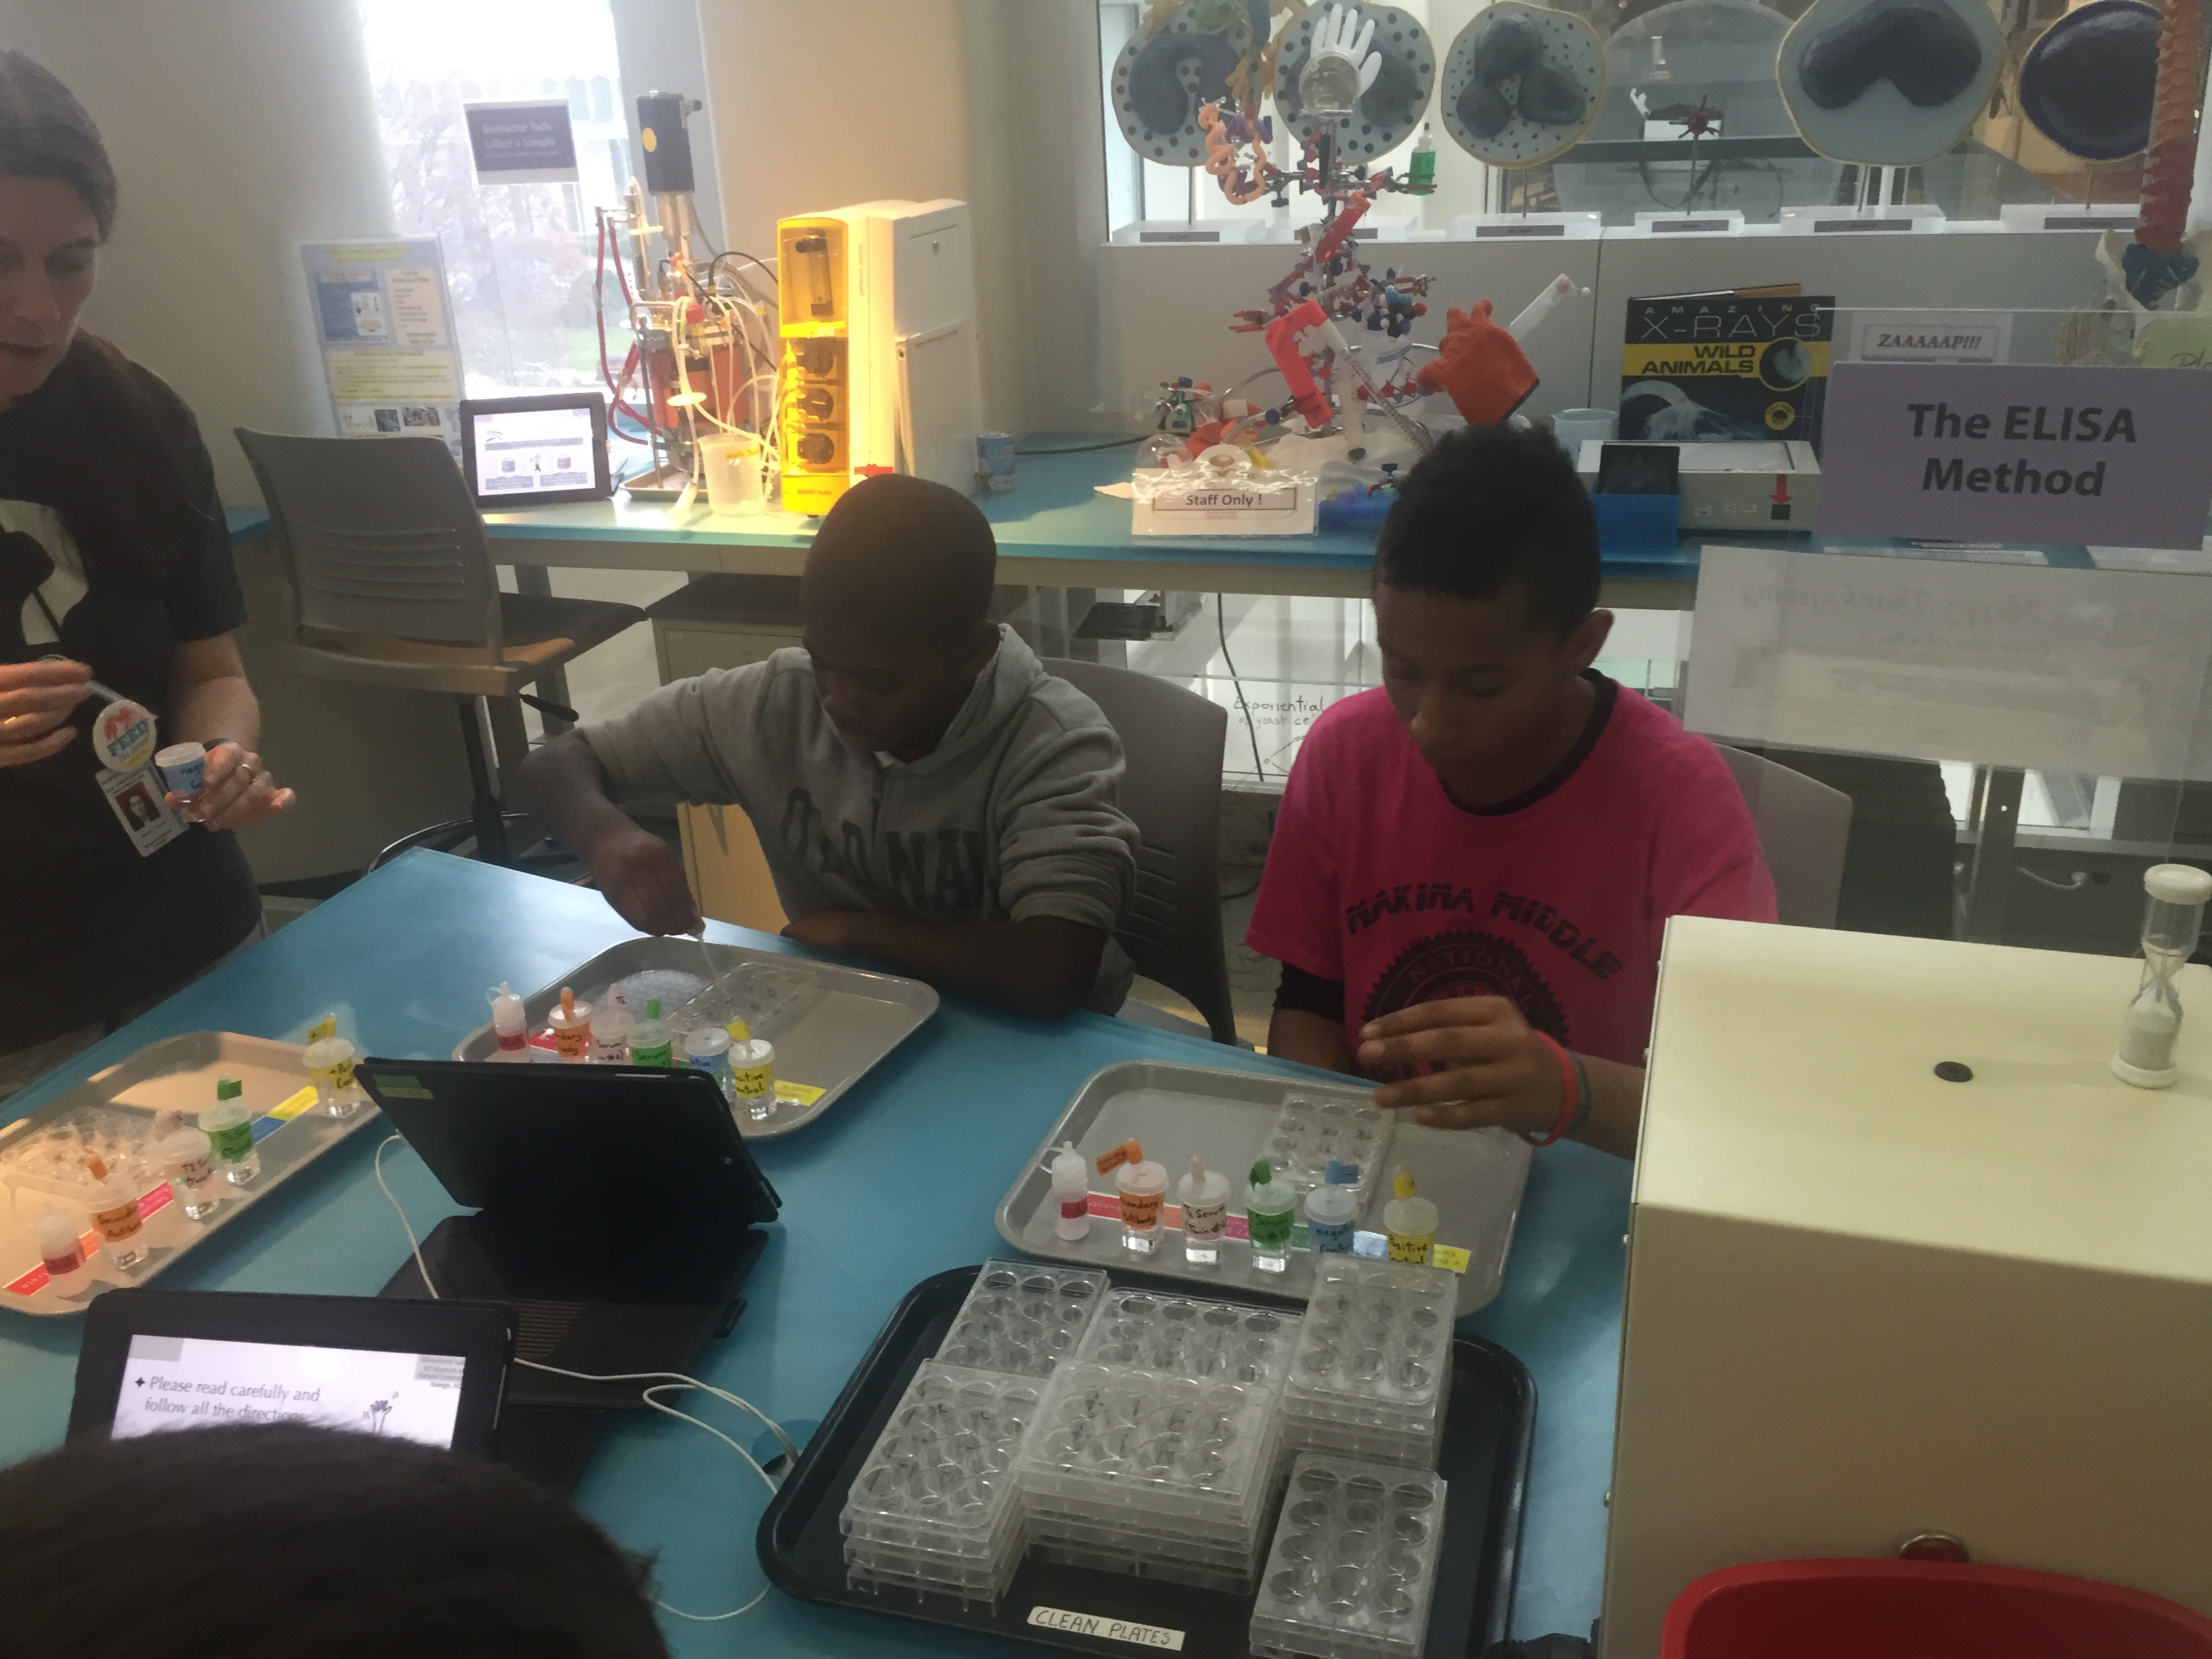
[[0, 52, 293, 1094]]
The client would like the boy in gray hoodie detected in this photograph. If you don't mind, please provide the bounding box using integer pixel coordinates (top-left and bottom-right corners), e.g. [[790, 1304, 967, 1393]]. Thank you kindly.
[[518, 474, 1139, 1020]]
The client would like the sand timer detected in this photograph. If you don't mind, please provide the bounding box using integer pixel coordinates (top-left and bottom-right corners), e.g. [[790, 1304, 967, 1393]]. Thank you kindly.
[[2110, 863, 2212, 1088]]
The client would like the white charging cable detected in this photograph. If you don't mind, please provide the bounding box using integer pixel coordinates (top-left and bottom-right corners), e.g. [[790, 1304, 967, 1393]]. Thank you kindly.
[[374, 1135, 791, 1622]]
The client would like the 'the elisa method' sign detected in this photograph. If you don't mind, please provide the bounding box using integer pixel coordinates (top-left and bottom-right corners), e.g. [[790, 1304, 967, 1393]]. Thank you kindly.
[[1816, 363, 2212, 550]]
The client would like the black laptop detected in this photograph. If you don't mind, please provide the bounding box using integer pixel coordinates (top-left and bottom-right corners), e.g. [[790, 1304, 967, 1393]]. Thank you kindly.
[[359, 1060, 779, 1483]]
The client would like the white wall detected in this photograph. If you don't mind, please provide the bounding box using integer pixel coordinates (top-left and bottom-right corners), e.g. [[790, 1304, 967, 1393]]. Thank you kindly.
[[0, 0, 474, 883], [692, 0, 1111, 438]]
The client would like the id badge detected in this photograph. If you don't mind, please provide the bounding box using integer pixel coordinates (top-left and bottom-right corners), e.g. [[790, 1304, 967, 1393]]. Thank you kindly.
[[97, 762, 188, 857]]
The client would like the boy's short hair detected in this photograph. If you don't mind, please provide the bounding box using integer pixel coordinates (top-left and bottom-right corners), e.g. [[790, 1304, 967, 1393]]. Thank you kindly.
[[1374, 422, 1601, 638], [0, 1422, 668, 1658], [804, 472, 997, 644]]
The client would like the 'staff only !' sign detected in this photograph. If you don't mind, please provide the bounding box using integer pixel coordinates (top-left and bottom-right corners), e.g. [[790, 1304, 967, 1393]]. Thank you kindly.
[[1816, 363, 2212, 550]]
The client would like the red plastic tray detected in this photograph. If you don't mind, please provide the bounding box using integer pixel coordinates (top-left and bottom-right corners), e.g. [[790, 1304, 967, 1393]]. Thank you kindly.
[[1664, 1559, 2212, 1659]]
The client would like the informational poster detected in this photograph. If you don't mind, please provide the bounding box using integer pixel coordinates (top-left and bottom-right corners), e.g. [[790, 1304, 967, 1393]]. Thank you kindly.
[[1683, 542, 2212, 781], [300, 239, 462, 455]]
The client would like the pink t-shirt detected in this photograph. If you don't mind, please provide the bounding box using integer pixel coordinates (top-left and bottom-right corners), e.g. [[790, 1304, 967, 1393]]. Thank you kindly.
[[1247, 678, 1776, 1068]]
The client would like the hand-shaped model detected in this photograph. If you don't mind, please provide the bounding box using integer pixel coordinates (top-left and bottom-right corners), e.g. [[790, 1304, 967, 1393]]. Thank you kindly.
[[1414, 300, 1539, 425], [1300, 3, 1383, 115]]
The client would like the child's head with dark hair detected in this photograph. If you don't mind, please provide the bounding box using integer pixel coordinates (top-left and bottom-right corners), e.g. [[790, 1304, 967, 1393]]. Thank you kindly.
[[1377, 422, 1600, 634], [0, 1422, 670, 1659], [801, 472, 1002, 760], [1370, 424, 1614, 808]]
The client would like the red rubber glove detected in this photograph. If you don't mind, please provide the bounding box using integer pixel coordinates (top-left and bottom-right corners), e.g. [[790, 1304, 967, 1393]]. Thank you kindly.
[[1414, 300, 1539, 425]]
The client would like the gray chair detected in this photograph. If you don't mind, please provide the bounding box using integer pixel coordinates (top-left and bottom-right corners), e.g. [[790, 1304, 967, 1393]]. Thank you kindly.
[[1715, 744, 1854, 928], [235, 430, 644, 867], [1044, 657, 1240, 1044]]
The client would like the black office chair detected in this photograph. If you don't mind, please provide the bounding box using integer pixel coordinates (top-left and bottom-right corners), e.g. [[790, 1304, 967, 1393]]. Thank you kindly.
[[236, 430, 644, 869]]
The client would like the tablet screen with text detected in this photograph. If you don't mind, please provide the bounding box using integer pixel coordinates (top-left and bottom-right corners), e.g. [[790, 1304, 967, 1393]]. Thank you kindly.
[[113, 1332, 466, 1449]]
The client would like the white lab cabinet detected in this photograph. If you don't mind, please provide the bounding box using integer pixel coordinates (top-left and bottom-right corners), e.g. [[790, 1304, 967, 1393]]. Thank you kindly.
[[1600, 916, 2212, 1658]]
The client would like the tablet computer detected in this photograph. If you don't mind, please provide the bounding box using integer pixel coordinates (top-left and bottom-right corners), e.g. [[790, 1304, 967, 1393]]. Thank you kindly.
[[459, 392, 612, 509], [68, 1290, 512, 1456]]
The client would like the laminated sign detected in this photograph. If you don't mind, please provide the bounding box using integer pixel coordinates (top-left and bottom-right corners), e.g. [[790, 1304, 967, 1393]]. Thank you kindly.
[[1816, 362, 2212, 549]]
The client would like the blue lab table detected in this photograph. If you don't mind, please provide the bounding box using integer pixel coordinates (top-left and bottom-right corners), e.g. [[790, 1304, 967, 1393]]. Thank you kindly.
[[472, 439, 1704, 611], [0, 853, 1631, 1654]]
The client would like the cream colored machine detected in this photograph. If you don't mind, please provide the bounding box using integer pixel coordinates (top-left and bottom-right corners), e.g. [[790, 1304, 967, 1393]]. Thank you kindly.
[[777, 198, 983, 511], [1601, 916, 2212, 1657]]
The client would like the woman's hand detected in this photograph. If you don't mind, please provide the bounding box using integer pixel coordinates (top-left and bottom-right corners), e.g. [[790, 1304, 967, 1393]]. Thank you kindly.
[[169, 741, 295, 831], [0, 657, 90, 768], [1355, 996, 1564, 1134]]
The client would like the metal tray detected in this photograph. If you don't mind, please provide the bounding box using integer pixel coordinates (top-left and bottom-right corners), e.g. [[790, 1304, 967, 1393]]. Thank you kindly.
[[997, 1062, 1532, 1318], [0, 1032, 377, 1317], [758, 1264, 1535, 1658], [450, 936, 937, 1139]]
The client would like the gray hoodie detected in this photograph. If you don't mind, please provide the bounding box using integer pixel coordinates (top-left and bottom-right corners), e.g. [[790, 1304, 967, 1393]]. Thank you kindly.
[[581, 628, 1139, 1010]]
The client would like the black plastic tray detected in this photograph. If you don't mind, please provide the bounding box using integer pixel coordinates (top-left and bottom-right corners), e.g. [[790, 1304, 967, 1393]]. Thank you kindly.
[[758, 1264, 1536, 1658]]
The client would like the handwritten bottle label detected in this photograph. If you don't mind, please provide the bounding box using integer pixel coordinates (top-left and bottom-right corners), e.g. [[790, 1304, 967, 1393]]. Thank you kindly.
[[171, 1151, 214, 1191], [730, 1062, 773, 1103], [1387, 1229, 1436, 1264], [1308, 1217, 1355, 1254], [311, 1054, 358, 1092], [1059, 1194, 1089, 1222], [207, 1120, 254, 1164], [553, 1025, 590, 1061], [91, 1196, 142, 1244], [1248, 1206, 1294, 1250], [1183, 1196, 1229, 1242], [1118, 1186, 1163, 1229]]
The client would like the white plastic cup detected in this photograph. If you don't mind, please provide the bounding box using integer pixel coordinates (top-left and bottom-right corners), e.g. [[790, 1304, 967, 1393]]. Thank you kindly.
[[155, 741, 207, 794], [1553, 408, 1616, 464], [699, 433, 765, 515]]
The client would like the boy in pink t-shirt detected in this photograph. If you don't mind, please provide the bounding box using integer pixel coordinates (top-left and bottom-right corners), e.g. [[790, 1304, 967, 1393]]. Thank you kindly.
[[1247, 424, 1774, 1156]]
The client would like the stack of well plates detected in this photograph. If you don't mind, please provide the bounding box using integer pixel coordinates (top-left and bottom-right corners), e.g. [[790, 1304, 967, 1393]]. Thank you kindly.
[[1250, 1454, 1450, 1659], [933, 1260, 1111, 1378], [840, 1363, 1044, 1605], [1017, 1286, 1305, 1594], [1280, 1256, 1456, 1469]]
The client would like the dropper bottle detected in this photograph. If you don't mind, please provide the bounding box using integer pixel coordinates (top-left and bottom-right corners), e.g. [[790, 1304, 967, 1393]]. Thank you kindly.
[[628, 999, 675, 1067], [1305, 1158, 1361, 1254], [1179, 1157, 1230, 1267], [203, 1076, 260, 1186], [84, 1154, 147, 1270], [1246, 1159, 1296, 1273], [34, 1208, 90, 1296], [1409, 122, 1437, 189], [1047, 1141, 1090, 1242], [153, 1108, 220, 1220], [726, 1019, 777, 1122], [1383, 1169, 1438, 1264], [489, 982, 530, 1062], [548, 987, 593, 1063]]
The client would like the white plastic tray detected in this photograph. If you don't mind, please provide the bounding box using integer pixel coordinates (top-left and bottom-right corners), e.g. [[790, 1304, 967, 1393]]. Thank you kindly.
[[0, 1031, 375, 1316], [996, 1062, 1532, 1317], [451, 936, 938, 1139]]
